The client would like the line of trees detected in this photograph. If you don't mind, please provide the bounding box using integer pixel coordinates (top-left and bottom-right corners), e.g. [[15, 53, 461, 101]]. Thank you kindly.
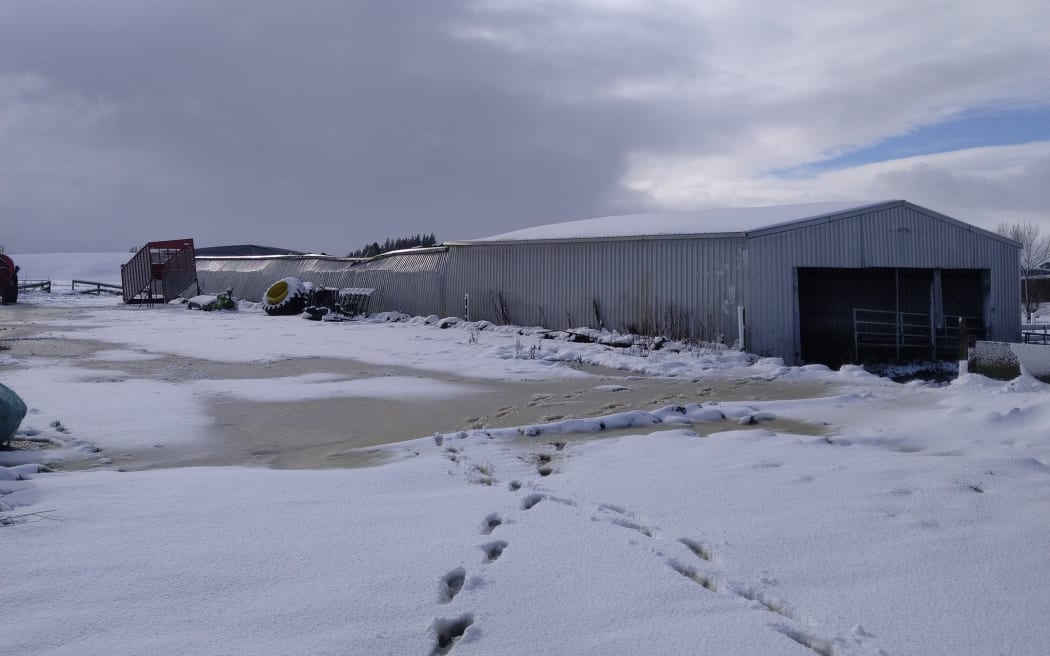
[[996, 220, 1050, 321], [347, 233, 438, 258]]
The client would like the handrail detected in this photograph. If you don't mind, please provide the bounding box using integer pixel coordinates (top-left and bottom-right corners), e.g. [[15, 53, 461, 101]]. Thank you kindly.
[[18, 279, 51, 292], [73, 279, 123, 295]]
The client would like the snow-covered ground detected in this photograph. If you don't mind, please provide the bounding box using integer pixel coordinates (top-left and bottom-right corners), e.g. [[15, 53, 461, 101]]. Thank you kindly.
[[2, 280, 1050, 655]]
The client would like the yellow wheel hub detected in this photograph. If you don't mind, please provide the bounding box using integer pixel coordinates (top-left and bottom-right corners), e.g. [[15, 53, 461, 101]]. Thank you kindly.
[[265, 281, 289, 306]]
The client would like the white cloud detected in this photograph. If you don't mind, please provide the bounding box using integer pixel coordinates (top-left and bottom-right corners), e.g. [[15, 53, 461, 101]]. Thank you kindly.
[[0, 1, 1047, 250], [457, 0, 1050, 227], [621, 142, 1050, 231]]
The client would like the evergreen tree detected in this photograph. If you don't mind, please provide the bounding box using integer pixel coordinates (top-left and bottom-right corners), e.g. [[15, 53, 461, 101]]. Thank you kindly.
[[347, 234, 439, 258]]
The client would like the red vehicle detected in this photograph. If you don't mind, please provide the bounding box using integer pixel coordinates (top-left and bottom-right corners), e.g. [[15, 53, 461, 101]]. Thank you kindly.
[[0, 254, 18, 304]]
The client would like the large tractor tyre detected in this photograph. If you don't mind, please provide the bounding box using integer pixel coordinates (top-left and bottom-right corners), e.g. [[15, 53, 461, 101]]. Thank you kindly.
[[263, 277, 307, 316], [1, 382, 27, 447]]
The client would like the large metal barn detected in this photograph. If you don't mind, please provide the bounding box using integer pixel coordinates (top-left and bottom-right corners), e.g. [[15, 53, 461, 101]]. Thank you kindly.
[[194, 200, 1020, 365]]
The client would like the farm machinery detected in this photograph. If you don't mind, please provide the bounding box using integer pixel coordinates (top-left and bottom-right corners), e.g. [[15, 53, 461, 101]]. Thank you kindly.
[[262, 277, 375, 320], [0, 254, 18, 304]]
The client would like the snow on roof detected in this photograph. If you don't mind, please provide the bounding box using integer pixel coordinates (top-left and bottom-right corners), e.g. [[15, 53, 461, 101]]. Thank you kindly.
[[473, 200, 894, 242], [195, 244, 307, 256]]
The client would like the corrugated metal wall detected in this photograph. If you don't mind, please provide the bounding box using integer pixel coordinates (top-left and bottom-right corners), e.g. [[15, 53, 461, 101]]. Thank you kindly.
[[196, 256, 363, 303], [196, 239, 750, 343], [195, 251, 449, 317], [197, 249, 451, 316], [748, 204, 1020, 361], [193, 203, 1019, 365], [443, 237, 749, 343], [345, 250, 449, 317]]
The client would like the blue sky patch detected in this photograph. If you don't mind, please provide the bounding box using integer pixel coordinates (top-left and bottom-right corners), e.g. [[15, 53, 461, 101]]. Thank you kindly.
[[772, 105, 1050, 179]]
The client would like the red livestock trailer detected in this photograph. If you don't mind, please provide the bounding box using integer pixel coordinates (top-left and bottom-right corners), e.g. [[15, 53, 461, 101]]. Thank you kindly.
[[121, 239, 199, 304]]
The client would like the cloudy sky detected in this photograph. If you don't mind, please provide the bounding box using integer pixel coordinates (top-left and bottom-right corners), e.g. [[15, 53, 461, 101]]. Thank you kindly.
[[1, 0, 1048, 254]]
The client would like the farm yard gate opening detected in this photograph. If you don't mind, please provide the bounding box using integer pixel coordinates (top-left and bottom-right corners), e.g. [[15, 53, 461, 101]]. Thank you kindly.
[[797, 267, 987, 366]]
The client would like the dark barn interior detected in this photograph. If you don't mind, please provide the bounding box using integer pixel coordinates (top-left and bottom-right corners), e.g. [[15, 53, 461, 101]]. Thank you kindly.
[[798, 267, 987, 366]]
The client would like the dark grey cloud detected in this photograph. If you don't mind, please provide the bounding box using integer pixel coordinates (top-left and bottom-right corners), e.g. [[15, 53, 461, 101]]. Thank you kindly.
[[1, 1, 1047, 253], [1, 1, 683, 252]]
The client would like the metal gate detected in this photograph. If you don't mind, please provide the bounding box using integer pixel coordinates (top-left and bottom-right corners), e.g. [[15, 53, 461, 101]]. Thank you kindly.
[[853, 308, 980, 361]]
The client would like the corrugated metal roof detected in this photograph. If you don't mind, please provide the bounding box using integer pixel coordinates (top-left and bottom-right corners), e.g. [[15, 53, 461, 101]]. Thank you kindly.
[[194, 244, 308, 256], [468, 200, 895, 242]]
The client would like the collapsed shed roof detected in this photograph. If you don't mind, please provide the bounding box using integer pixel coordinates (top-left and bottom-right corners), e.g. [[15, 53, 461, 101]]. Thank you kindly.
[[195, 244, 307, 256]]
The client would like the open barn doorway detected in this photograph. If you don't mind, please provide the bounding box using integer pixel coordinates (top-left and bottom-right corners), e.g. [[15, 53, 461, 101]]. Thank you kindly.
[[797, 267, 986, 366]]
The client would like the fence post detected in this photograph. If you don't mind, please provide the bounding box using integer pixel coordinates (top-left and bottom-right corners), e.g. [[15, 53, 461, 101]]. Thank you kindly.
[[895, 311, 901, 361], [853, 308, 859, 361]]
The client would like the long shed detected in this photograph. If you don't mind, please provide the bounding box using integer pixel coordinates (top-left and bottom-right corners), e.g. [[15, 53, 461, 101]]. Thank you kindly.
[[194, 200, 1020, 365]]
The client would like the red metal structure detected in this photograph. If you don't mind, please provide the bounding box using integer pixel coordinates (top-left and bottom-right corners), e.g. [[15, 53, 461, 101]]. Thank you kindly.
[[0, 254, 17, 304], [121, 239, 199, 304]]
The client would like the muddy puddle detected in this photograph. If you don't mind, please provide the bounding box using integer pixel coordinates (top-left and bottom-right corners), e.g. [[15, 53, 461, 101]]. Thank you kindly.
[[3, 311, 835, 471], [86, 352, 832, 470], [195, 373, 832, 470]]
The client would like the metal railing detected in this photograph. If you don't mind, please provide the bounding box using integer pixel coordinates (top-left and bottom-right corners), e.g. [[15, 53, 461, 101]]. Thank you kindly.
[[121, 246, 153, 303], [72, 279, 123, 295], [1021, 325, 1050, 345], [853, 308, 980, 360], [18, 279, 51, 293]]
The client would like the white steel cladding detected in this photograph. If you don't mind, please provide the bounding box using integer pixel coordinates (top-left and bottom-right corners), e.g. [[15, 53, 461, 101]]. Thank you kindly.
[[747, 202, 1021, 361], [443, 236, 749, 343], [195, 250, 450, 317], [192, 201, 1018, 365], [348, 249, 449, 317], [194, 256, 359, 302]]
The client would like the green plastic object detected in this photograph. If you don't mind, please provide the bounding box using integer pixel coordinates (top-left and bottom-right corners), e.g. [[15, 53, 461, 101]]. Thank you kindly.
[[0, 382, 27, 445]]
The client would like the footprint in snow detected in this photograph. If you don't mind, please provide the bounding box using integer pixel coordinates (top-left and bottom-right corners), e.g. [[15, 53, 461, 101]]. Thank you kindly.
[[592, 504, 654, 537], [430, 614, 475, 655], [607, 516, 653, 538], [734, 586, 795, 619], [773, 624, 837, 656], [480, 513, 502, 535], [439, 568, 466, 604], [678, 537, 713, 562], [668, 560, 718, 592], [481, 540, 508, 562], [521, 493, 544, 510]]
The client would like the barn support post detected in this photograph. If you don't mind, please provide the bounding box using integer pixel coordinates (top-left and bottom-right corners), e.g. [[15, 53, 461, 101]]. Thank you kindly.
[[894, 268, 901, 361], [930, 269, 944, 360], [791, 267, 802, 363]]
